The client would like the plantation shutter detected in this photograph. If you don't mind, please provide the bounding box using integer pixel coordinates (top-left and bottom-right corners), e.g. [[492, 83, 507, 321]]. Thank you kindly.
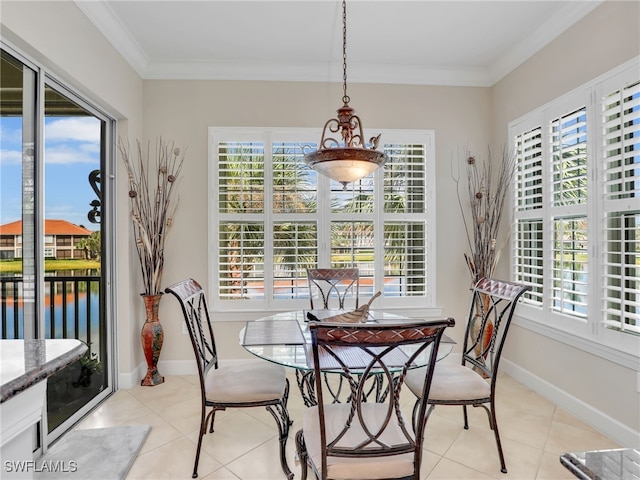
[[211, 128, 435, 309], [330, 221, 375, 278], [218, 141, 264, 214], [509, 58, 640, 351], [218, 221, 265, 300], [515, 126, 544, 212], [551, 217, 588, 317], [513, 126, 544, 304], [549, 106, 589, 318], [383, 221, 426, 297], [271, 138, 319, 300], [383, 143, 426, 214], [272, 141, 317, 214], [550, 107, 588, 207], [382, 142, 428, 296], [602, 80, 640, 334], [217, 140, 266, 300]]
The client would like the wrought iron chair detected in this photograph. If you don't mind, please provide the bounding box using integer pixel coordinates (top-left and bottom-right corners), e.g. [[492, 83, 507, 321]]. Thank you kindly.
[[295, 318, 455, 480], [307, 267, 360, 310], [165, 278, 293, 479], [405, 277, 530, 474]]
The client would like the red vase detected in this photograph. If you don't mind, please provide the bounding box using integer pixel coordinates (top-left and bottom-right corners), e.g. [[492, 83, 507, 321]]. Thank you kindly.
[[140, 294, 165, 386]]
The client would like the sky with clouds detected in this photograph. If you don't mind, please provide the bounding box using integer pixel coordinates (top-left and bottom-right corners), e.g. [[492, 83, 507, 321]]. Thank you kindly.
[[0, 115, 101, 231]]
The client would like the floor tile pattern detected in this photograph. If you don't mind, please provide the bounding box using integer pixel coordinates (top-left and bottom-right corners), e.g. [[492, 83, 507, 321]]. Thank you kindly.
[[77, 373, 620, 479]]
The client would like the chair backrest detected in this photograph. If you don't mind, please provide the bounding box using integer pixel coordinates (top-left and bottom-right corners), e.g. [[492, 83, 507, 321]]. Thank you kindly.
[[309, 319, 455, 476], [462, 277, 530, 381], [165, 279, 218, 384], [307, 268, 360, 310]]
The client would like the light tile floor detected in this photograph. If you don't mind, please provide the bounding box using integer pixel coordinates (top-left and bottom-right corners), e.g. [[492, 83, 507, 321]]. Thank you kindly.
[[77, 372, 621, 479]]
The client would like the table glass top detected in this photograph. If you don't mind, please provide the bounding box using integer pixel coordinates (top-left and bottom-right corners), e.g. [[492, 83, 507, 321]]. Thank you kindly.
[[241, 310, 455, 371], [560, 448, 640, 480]]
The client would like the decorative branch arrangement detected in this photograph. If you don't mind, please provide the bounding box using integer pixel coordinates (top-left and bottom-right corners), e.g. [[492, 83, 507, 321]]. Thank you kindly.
[[119, 138, 186, 295], [453, 147, 516, 284]]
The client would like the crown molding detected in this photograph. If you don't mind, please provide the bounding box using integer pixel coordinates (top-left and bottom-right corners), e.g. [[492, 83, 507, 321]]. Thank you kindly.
[[144, 59, 493, 87], [75, 0, 604, 87], [489, 1, 603, 85], [74, 0, 149, 77]]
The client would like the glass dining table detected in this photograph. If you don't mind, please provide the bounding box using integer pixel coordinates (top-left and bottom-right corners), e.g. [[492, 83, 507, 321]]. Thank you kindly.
[[241, 309, 455, 406]]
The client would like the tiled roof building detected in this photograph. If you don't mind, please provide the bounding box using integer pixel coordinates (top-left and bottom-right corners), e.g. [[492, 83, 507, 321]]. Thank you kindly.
[[0, 219, 93, 260]]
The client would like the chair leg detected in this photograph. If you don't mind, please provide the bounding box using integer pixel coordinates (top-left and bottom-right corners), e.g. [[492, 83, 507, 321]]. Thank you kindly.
[[295, 429, 308, 480], [207, 407, 220, 433], [192, 407, 219, 478], [462, 405, 469, 429], [411, 398, 419, 431], [266, 379, 294, 479], [296, 370, 317, 407], [469, 402, 506, 473], [489, 400, 507, 474], [411, 398, 434, 433], [192, 430, 204, 478], [284, 377, 293, 427], [192, 407, 208, 479], [267, 405, 293, 479]]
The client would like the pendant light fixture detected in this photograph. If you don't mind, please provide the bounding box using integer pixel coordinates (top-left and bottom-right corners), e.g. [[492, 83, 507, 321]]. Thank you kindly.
[[303, 0, 388, 189]]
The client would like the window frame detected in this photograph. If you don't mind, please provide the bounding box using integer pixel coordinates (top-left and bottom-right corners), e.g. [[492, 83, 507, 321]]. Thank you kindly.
[[509, 57, 640, 367], [208, 127, 437, 315]]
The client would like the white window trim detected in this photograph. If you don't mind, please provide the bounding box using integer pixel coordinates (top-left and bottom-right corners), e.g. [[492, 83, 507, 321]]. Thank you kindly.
[[509, 57, 640, 366], [207, 127, 441, 320]]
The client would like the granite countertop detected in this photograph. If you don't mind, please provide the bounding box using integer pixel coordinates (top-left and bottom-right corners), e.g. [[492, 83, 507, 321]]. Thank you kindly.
[[560, 448, 640, 480], [0, 339, 88, 403]]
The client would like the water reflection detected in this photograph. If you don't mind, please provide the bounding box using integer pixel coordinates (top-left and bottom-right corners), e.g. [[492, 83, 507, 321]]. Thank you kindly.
[[0, 271, 101, 354]]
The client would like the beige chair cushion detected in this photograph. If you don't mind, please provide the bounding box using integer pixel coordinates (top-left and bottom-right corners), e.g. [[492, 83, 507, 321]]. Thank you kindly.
[[204, 359, 286, 403], [302, 403, 415, 479], [405, 363, 491, 402]]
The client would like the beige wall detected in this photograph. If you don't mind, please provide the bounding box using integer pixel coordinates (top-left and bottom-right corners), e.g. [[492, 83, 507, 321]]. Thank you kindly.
[[492, 0, 640, 443], [2, 0, 638, 444], [143, 79, 491, 361], [492, 0, 640, 148]]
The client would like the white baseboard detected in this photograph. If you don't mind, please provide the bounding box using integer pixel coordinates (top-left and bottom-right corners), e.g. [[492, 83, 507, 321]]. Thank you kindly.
[[117, 362, 147, 389], [118, 359, 240, 388], [157, 360, 198, 376], [502, 359, 639, 447]]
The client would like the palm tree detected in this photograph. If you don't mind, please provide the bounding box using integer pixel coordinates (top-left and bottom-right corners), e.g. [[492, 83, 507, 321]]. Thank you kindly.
[[77, 231, 101, 261]]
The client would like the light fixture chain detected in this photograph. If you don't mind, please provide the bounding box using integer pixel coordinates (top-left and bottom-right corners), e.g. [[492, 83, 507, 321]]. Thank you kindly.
[[342, 0, 349, 105], [302, 0, 387, 188]]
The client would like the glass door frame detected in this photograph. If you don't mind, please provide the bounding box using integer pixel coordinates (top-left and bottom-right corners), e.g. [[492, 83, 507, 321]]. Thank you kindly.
[[1, 40, 117, 448]]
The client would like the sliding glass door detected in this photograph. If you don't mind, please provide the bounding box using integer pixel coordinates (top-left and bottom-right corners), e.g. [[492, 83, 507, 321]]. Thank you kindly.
[[0, 46, 115, 444]]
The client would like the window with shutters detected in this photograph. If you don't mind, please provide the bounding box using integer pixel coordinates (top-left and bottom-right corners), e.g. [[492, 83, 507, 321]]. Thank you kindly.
[[602, 78, 640, 338], [510, 58, 639, 358], [209, 128, 435, 311]]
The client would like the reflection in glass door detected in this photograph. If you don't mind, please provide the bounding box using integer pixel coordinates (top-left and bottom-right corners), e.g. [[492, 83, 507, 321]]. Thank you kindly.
[[0, 46, 38, 342], [0, 47, 114, 443], [42, 83, 110, 435]]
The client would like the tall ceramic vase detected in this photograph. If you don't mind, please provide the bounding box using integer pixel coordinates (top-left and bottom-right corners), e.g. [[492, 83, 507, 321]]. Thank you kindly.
[[140, 293, 165, 386]]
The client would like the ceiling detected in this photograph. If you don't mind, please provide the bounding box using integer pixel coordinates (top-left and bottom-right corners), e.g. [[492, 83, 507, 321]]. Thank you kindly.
[[75, 0, 603, 87]]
